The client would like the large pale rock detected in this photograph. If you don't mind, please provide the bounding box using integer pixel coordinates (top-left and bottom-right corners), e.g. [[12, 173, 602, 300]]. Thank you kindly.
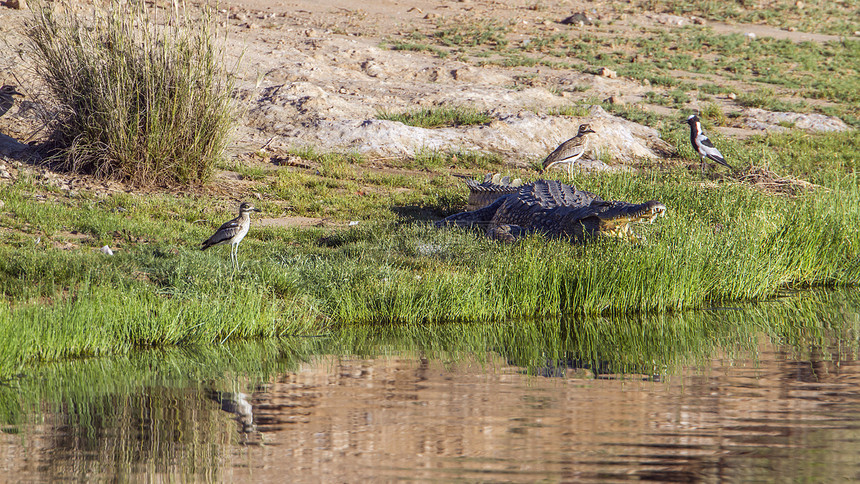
[[269, 105, 672, 167], [742, 108, 850, 132]]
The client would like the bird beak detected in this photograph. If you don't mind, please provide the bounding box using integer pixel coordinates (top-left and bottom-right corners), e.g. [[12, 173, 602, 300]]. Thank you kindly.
[[10, 89, 23, 97]]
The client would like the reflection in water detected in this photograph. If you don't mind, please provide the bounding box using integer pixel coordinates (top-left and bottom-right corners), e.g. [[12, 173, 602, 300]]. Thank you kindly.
[[205, 389, 259, 436], [1, 289, 860, 481]]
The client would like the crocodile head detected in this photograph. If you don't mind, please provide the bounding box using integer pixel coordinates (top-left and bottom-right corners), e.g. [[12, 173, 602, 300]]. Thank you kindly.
[[589, 200, 666, 241]]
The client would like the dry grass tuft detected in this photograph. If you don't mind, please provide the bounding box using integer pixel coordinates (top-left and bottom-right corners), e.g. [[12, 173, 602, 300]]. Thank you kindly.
[[732, 165, 823, 196]]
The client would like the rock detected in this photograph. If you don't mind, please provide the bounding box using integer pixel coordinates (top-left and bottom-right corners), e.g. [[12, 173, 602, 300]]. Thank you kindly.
[[745, 32, 757, 40], [427, 67, 451, 82], [6, 0, 26, 9], [0, 199, 4, 210], [560, 12, 593, 26], [741, 108, 850, 133], [652, 14, 687, 26], [285, 105, 673, 165], [99, 245, 114, 256], [597, 67, 617, 79], [361, 60, 385, 77], [727, 92, 737, 100], [451, 66, 511, 84], [606, 96, 624, 105]]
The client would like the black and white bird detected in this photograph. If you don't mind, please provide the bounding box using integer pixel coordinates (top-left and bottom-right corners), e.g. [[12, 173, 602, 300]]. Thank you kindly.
[[201, 202, 260, 269], [541, 124, 596, 176], [685, 115, 732, 172], [0, 85, 23, 117]]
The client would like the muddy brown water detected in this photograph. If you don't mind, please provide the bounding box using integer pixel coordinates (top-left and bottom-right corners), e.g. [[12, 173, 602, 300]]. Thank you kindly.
[[2, 292, 860, 482]]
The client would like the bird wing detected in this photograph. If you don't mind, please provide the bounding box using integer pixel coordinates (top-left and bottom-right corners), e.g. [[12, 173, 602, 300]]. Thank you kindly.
[[542, 137, 587, 169], [696, 134, 730, 167], [201, 217, 242, 248]]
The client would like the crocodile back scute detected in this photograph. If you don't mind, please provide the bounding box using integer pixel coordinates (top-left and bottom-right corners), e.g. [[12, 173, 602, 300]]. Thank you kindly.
[[459, 174, 525, 211], [516, 180, 600, 209]]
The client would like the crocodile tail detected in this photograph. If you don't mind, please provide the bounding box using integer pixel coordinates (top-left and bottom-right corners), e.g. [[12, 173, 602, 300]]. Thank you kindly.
[[436, 197, 506, 229]]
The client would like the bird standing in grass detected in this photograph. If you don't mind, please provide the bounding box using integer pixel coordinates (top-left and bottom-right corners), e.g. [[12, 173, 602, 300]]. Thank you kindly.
[[201, 202, 260, 270], [0, 85, 23, 117], [541, 124, 596, 176], [685, 115, 732, 173]]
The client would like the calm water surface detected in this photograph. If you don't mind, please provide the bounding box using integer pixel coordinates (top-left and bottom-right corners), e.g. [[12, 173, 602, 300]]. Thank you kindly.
[[2, 290, 860, 482]]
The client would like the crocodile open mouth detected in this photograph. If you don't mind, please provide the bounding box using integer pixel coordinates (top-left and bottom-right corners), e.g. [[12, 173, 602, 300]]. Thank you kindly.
[[598, 201, 666, 240]]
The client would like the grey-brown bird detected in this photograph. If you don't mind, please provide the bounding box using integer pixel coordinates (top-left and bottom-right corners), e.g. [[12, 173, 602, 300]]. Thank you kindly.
[[0, 85, 23, 117], [541, 124, 596, 176], [201, 202, 260, 269]]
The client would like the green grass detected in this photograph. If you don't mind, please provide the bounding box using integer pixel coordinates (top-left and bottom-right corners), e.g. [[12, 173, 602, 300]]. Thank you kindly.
[[737, 88, 809, 112], [2, 126, 860, 377], [26, 2, 236, 186], [626, 0, 860, 36], [644, 89, 690, 108], [384, 19, 859, 128], [596, 100, 670, 129], [388, 41, 449, 58], [699, 102, 728, 126], [377, 106, 493, 128], [699, 83, 732, 96], [434, 20, 509, 49], [548, 105, 591, 117]]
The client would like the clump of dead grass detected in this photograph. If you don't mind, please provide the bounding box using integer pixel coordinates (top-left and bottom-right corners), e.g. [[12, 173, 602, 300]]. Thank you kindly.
[[731, 165, 823, 196]]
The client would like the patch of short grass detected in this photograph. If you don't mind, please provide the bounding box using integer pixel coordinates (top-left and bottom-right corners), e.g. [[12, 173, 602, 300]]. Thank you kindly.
[[411, 149, 506, 172], [434, 20, 508, 49], [214, 159, 272, 181], [377, 106, 493, 128], [737, 88, 809, 112], [746, 130, 860, 178], [387, 41, 449, 58], [26, 1, 236, 186], [699, 102, 728, 126], [625, 0, 859, 36], [266, 167, 464, 220], [699, 83, 732, 96], [548, 105, 591, 117], [593, 100, 670, 129], [644, 89, 690, 108]]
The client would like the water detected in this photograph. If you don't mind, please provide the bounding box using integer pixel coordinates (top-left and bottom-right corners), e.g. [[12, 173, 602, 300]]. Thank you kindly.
[[2, 290, 860, 482]]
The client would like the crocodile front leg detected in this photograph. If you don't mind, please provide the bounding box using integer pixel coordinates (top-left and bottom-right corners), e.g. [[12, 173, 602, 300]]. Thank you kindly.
[[487, 224, 529, 242]]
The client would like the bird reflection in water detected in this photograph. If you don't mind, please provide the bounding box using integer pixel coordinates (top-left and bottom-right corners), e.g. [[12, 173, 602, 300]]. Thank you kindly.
[[206, 388, 261, 443]]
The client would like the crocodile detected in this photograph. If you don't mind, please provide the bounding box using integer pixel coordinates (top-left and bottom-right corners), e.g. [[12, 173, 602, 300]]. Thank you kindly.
[[438, 176, 666, 242], [454, 173, 524, 210]]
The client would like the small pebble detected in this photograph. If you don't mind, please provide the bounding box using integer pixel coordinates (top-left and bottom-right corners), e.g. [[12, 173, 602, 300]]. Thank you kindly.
[[100, 245, 114, 256]]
